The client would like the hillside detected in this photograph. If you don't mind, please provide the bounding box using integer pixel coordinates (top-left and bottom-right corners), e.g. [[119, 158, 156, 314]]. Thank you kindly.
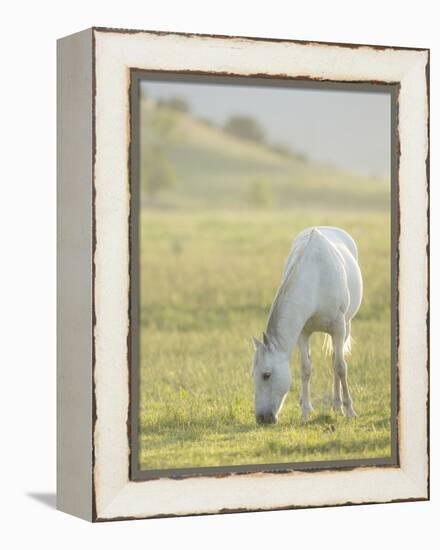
[[140, 99, 390, 211]]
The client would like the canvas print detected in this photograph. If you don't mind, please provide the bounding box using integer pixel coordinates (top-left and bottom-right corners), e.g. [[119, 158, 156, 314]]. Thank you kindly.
[[134, 76, 396, 474]]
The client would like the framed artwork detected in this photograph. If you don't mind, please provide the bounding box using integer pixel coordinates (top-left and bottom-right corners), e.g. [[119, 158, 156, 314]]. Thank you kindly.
[[57, 27, 429, 521]]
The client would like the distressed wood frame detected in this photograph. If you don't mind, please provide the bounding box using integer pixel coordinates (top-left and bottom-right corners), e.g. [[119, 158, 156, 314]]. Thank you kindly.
[[57, 27, 429, 522]]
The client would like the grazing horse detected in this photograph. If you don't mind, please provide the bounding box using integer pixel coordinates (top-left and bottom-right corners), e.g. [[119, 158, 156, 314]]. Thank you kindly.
[[252, 226, 363, 424]]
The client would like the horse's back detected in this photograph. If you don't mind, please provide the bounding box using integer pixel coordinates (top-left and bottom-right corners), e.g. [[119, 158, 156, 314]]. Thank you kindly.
[[295, 226, 358, 260], [289, 226, 362, 322]]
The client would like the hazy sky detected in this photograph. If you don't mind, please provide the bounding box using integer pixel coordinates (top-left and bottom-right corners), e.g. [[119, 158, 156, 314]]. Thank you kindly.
[[141, 79, 391, 178]]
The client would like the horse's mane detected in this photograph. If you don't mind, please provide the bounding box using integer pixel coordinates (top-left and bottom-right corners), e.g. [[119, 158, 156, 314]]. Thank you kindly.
[[266, 230, 317, 341]]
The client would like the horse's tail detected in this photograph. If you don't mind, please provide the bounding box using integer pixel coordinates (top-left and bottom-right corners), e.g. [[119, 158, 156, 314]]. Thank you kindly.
[[344, 333, 352, 355], [323, 333, 352, 356]]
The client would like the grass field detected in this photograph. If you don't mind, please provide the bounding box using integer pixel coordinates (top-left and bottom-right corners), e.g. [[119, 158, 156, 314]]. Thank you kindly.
[[138, 209, 392, 470]]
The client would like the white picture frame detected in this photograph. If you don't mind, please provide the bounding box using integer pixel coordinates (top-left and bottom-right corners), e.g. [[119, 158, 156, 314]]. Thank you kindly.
[[57, 27, 429, 522]]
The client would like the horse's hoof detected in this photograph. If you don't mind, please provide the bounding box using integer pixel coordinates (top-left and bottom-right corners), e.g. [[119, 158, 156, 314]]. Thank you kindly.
[[344, 407, 357, 418], [301, 406, 313, 421]]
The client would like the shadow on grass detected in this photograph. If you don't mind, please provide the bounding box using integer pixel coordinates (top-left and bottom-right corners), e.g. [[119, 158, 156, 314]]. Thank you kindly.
[[302, 412, 342, 432], [256, 432, 392, 459], [140, 413, 256, 436], [305, 413, 336, 426]]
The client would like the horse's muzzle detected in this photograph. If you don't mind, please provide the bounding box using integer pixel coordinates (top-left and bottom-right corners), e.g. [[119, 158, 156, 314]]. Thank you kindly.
[[256, 412, 277, 425]]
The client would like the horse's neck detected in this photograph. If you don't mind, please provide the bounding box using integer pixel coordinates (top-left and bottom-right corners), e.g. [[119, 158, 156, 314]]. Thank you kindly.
[[266, 236, 315, 356], [266, 285, 307, 356]]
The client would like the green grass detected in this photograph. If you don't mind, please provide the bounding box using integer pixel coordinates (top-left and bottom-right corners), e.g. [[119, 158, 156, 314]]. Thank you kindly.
[[138, 209, 391, 469]]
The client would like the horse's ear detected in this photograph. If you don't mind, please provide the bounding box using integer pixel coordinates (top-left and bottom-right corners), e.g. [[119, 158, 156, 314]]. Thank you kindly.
[[252, 336, 263, 350], [262, 332, 272, 349]]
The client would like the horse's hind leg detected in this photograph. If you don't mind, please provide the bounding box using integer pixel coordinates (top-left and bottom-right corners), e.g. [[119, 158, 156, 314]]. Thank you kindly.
[[298, 332, 313, 420], [332, 356, 342, 413], [332, 318, 357, 418], [332, 320, 351, 412]]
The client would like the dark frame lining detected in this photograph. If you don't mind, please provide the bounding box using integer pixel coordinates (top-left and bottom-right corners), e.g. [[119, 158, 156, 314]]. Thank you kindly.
[[128, 70, 400, 482]]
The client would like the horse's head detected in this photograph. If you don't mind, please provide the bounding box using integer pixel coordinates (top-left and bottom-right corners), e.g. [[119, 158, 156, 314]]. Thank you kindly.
[[252, 333, 291, 425]]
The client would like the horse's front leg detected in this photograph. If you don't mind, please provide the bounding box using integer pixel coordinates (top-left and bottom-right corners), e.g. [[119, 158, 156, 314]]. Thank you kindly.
[[298, 332, 313, 420], [332, 319, 356, 417]]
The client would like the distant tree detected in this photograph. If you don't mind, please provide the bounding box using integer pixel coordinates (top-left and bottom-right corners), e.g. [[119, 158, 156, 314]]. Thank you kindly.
[[147, 108, 177, 142], [224, 115, 265, 144], [292, 150, 309, 163], [248, 178, 274, 208], [141, 146, 175, 198], [168, 96, 190, 112], [270, 142, 292, 157], [198, 116, 215, 127], [140, 107, 178, 199], [158, 96, 190, 113]]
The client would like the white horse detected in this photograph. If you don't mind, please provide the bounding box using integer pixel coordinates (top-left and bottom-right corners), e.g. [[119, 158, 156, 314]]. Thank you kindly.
[[252, 226, 363, 424]]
